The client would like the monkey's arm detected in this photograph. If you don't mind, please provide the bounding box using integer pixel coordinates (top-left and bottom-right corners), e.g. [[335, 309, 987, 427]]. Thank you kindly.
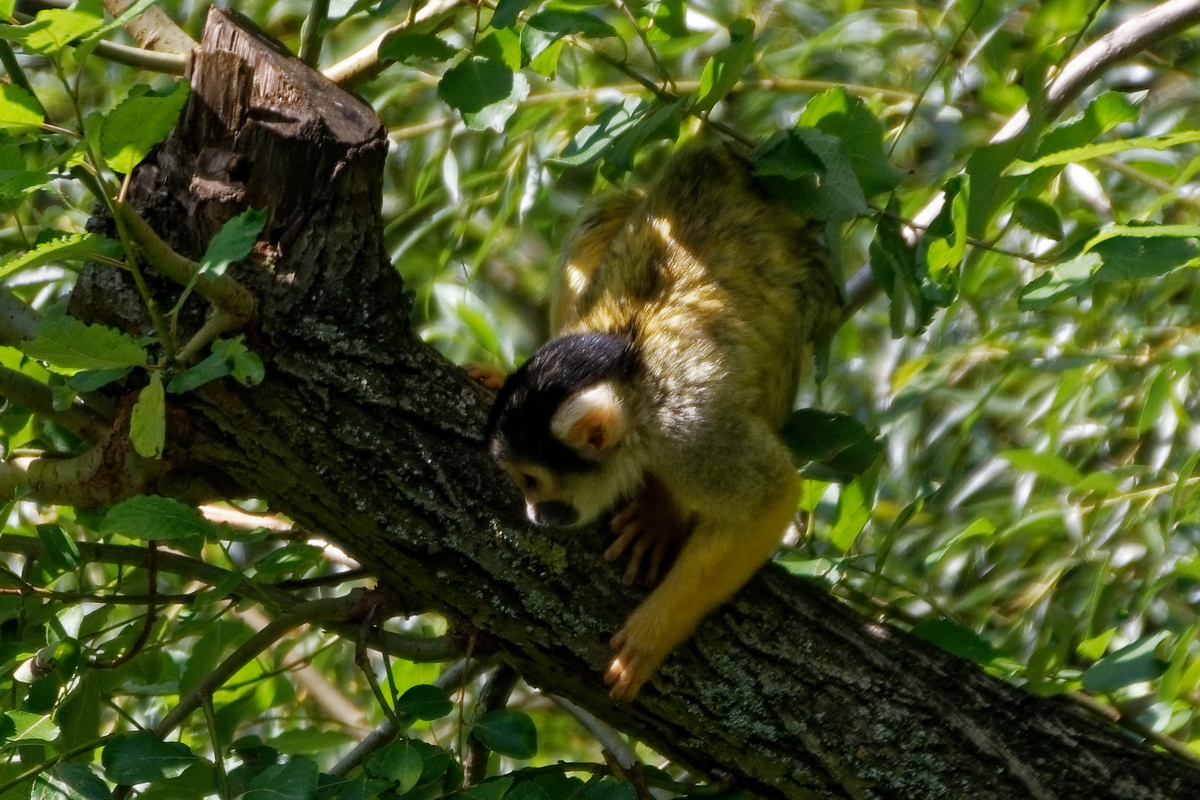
[[605, 427, 799, 701]]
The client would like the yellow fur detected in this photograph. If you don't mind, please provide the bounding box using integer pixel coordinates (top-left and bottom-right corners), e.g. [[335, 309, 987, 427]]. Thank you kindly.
[[490, 145, 841, 700], [555, 146, 841, 699]]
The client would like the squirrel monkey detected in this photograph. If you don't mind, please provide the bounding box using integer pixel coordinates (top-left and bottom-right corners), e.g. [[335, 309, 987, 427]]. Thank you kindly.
[[483, 146, 841, 701]]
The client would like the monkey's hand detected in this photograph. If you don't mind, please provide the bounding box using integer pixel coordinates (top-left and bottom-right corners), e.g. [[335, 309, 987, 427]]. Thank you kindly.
[[605, 479, 694, 586], [606, 614, 673, 702]]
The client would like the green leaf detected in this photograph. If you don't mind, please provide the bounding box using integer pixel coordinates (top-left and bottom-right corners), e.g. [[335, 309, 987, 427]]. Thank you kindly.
[[32, 762, 111, 800], [0, 233, 106, 280], [1137, 368, 1172, 437], [526, 9, 617, 40], [491, 0, 533, 28], [1012, 130, 1200, 175], [783, 409, 882, 483], [167, 349, 230, 394], [1076, 628, 1117, 662], [366, 740, 424, 794], [551, 98, 681, 179], [252, 542, 324, 577], [4, 710, 58, 742], [471, 709, 537, 759], [752, 128, 868, 222], [1032, 92, 1139, 162], [1085, 226, 1200, 280], [0, 83, 44, 130], [911, 620, 1008, 666], [100, 81, 189, 174], [100, 495, 219, 542], [438, 56, 529, 133], [23, 314, 149, 376], [1018, 252, 1102, 311], [1012, 197, 1063, 239], [507, 773, 585, 800], [129, 372, 165, 459], [397, 684, 454, 721], [456, 776, 516, 800], [692, 18, 755, 115], [828, 474, 872, 551], [16, 3, 104, 55], [67, 367, 132, 392], [241, 758, 320, 800], [102, 732, 197, 784], [168, 337, 263, 393], [797, 87, 904, 196], [199, 208, 266, 280], [36, 523, 81, 570], [919, 174, 969, 306], [578, 778, 637, 800], [1082, 631, 1170, 693], [378, 32, 457, 63], [999, 449, 1084, 487]]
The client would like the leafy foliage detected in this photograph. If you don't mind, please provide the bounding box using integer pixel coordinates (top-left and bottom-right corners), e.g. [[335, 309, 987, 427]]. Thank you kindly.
[[1, 0, 1200, 797]]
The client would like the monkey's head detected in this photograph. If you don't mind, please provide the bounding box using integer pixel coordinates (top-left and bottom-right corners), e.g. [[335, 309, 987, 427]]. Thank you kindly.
[[486, 332, 645, 528]]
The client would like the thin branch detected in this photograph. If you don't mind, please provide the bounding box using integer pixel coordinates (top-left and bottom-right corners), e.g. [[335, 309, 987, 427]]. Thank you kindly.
[[329, 657, 490, 776], [90, 38, 187, 74], [299, 0, 331, 66], [324, 0, 466, 86], [464, 664, 520, 785], [844, 0, 1200, 314], [150, 593, 373, 740], [0, 364, 111, 441], [115, 202, 257, 325], [995, 0, 1200, 145], [101, 0, 198, 54], [0, 286, 40, 347], [88, 542, 158, 669]]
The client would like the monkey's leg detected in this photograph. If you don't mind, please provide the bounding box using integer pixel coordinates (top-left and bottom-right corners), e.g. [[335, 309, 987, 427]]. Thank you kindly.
[[605, 471, 800, 701], [606, 475, 696, 586]]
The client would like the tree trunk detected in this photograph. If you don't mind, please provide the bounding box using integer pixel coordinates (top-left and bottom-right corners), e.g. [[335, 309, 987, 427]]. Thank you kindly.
[[69, 8, 1200, 799]]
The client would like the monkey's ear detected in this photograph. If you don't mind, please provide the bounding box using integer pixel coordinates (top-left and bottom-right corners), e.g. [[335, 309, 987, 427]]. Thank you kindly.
[[552, 383, 627, 460]]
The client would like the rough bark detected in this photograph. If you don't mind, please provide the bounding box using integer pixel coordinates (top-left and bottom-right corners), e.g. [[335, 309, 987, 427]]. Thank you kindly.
[[68, 9, 1200, 800]]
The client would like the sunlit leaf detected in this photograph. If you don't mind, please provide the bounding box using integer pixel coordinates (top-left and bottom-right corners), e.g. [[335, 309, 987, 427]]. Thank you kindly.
[[101, 81, 190, 174], [101, 495, 220, 542], [129, 371, 165, 458], [23, 314, 148, 376]]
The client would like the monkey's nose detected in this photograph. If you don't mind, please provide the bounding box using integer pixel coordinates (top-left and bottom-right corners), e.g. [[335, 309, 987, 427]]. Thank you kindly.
[[529, 500, 578, 527]]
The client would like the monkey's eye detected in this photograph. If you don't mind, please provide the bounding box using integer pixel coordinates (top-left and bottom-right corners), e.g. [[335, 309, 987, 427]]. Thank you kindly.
[[518, 473, 540, 492]]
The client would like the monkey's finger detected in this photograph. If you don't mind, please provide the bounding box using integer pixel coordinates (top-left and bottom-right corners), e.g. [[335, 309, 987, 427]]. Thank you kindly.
[[623, 538, 652, 585], [643, 541, 671, 586], [605, 523, 643, 561]]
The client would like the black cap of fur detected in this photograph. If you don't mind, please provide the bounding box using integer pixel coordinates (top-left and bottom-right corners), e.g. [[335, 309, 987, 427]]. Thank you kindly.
[[487, 332, 640, 474]]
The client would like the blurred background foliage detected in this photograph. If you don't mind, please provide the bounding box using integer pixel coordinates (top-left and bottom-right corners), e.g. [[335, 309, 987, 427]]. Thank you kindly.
[[1, 0, 1200, 796]]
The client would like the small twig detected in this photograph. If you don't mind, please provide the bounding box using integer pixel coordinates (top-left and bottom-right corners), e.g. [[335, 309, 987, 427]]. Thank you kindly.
[[90, 39, 187, 74], [100, 0, 198, 54], [115, 202, 257, 326], [203, 697, 233, 800], [464, 664, 520, 785], [330, 657, 489, 776], [0, 364, 111, 441], [87, 542, 158, 669], [299, 0, 331, 66]]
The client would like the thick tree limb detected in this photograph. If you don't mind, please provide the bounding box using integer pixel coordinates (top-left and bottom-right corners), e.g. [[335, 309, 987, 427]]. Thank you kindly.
[[63, 9, 1200, 799]]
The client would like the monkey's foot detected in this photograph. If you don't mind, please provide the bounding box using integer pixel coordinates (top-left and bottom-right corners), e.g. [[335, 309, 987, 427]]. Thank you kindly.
[[605, 623, 670, 702], [464, 362, 507, 391], [606, 498, 693, 586]]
